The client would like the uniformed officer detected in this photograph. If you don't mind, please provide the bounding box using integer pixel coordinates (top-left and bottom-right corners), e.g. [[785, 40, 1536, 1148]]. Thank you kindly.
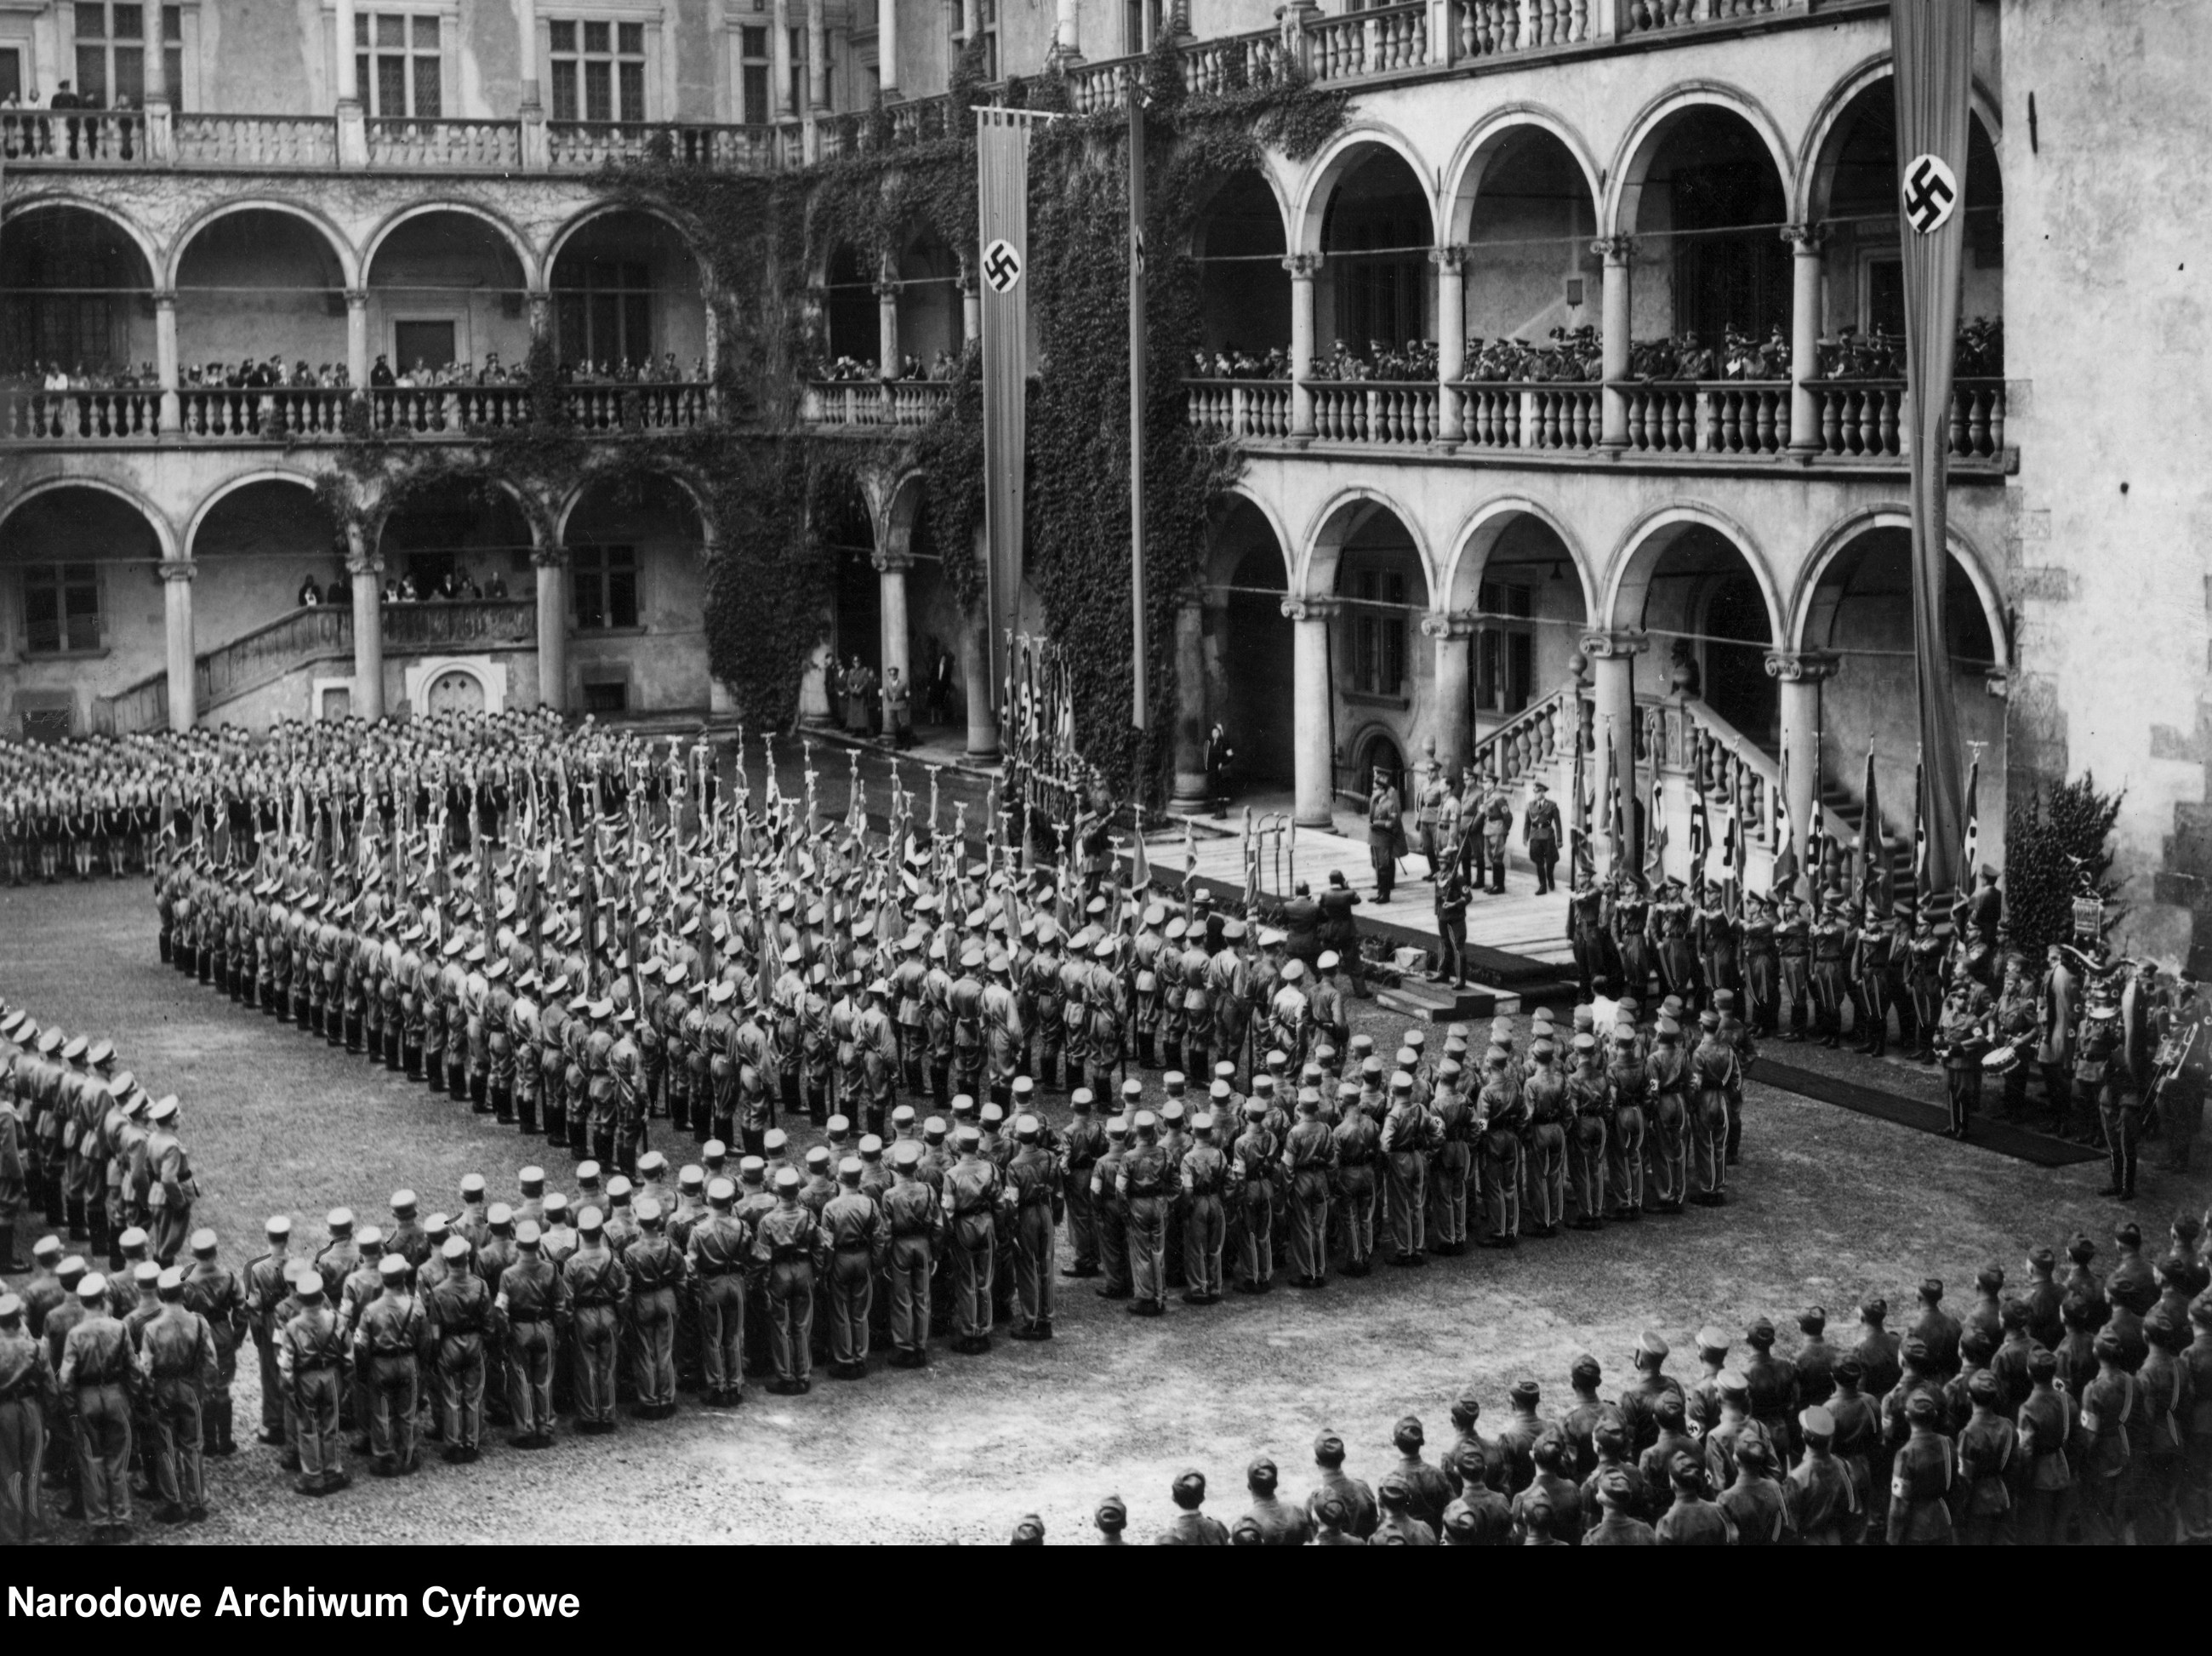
[[275, 1270, 350, 1497], [751, 1168, 820, 1393], [816, 1161, 877, 1377], [135, 1266, 219, 1525], [58, 1275, 134, 1540], [562, 1206, 627, 1430], [622, 1196, 686, 1412], [0, 1292, 52, 1546]]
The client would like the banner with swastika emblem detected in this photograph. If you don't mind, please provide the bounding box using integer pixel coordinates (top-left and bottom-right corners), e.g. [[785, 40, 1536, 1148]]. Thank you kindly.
[[978, 109, 1037, 710], [1891, 0, 1974, 911]]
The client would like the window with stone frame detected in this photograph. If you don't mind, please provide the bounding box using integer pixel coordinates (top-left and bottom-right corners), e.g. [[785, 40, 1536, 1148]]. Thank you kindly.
[[72, 3, 184, 107], [21, 562, 100, 655], [355, 10, 441, 117], [549, 18, 647, 123], [1348, 569, 1407, 698], [571, 545, 639, 631]]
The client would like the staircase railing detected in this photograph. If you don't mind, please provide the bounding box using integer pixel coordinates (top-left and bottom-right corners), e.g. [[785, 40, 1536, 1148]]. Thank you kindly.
[[96, 598, 536, 732], [1468, 688, 1575, 791]]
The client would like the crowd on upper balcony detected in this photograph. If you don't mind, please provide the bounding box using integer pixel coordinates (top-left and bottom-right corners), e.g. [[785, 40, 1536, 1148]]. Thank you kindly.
[[812, 350, 963, 384], [1, 83, 149, 161], [1187, 319, 2004, 386], [295, 566, 513, 609]]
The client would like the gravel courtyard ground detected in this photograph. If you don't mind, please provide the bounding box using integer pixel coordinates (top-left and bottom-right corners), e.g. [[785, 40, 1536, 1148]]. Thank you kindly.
[[3, 875, 2203, 1545]]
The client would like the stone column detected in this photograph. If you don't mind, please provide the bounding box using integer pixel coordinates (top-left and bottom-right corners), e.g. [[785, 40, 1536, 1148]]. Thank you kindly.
[[772, 0, 796, 118], [153, 290, 180, 431], [876, 272, 899, 376], [334, 0, 367, 167], [1580, 629, 1647, 876], [534, 548, 568, 713], [1431, 245, 1466, 445], [345, 288, 369, 393], [1765, 649, 1840, 863], [1422, 610, 1475, 780], [159, 560, 197, 733], [879, 0, 901, 94], [1783, 224, 1826, 454], [1286, 252, 1320, 442], [1054, 0, 1082, 63], [517, 0, 542, 109], [960, 611, 998, 759], [1284, 597, 1339, 829], [346, 524, 385, 722], [1170, 598, 1209, 814], [874, 549, 912, 705], [1594, 236, 1633, 451], [959, 259, 980, 346], [806, 0, 829, 114]]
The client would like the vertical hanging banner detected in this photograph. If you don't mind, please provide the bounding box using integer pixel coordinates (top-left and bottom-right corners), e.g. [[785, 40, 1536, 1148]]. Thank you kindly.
[[978, 107, 1039, 711], [1892, 0, 1974, 909]]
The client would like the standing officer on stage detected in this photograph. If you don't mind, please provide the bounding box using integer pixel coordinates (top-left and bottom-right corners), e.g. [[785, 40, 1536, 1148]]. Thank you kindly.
[[1523, 781, 1560, 896]]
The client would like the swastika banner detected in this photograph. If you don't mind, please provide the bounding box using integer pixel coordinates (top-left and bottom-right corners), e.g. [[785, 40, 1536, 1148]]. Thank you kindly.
[[1891, 0, 1974, 911], [977, 109, 1035, 711]]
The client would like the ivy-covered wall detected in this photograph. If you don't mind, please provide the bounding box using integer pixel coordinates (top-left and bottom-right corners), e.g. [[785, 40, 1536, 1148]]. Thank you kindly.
[[312, 42, 1343, 804]]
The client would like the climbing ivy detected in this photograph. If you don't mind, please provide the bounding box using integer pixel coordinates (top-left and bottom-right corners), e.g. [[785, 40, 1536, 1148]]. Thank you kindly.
[[312, 41, 1343, 781]]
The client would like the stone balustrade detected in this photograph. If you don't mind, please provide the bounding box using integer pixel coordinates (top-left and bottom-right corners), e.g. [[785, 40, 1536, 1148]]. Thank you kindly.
[[1308, 380, 1440, 445], [1183, 379, 1294, 440], [1616, 380, 1791, 457], [803, 380, 952, 427]]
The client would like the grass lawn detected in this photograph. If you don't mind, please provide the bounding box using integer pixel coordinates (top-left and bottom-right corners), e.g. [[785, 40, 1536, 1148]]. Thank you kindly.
[[3, 876, 2201, 1544]]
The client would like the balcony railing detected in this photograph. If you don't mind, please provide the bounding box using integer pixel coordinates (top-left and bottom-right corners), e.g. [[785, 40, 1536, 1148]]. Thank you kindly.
[[0, 109, 149, 163], [545, 120, 776, 171], [1455, 381, 1601, 452], [2, 387, 161, 441], [171, 111, 339, 167], [1308, 380, 1440, 445], [1804, 377, 2006, 461], [366, 117, 522, 169], [383, 598, 538, 651], [802, 380, 953, 427], [563, 381, 716, 431], [1616, 380, 1792, 456], [1184, 379, 1293, 440]]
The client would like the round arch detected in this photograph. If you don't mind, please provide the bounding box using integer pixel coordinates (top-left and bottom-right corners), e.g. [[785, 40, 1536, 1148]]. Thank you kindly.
[[368, 473, 544, 556], [1302, 485, 1435, 602], [0, 476, 178, 562], [1789, 506, 2010, 668], [0, 194, 162, 287], [1441, 105, 1604, 244], [1207, 483, 1296, 592], [1603, 82, 1797, 239], [182, 468, 330, 558], [1291, 123, 1439, 257], [1793, 56, 2005, 223], [552, 465, 710, 549], [165, 198, 361, 290], [1188, 163, 1293, 251], [544, 201, 711, 283], [1605, 503, 1783, 643], [361, 200, 541, 291], [1442, 497, 1598, 618]]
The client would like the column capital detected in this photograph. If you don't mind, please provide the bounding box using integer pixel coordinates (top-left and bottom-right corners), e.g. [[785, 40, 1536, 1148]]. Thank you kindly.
[[1281, 596, 1341, 623], [1780, 222, 1827, 254], [345, 544, 384, 579], [1419, 609, 1479, 641], [345, 288, 369, 308], [530, 545, 568, 571], [1764, 648, 1841, 683], [1428, 244, 1468, 273], [871, 550, 913, 574], [152, 288, 177, 311], [157, 558, 198, 584], [1578, 628, 1648, 661], [873, 280, 900, 301], [1282, 252, 1324, 279], [1590, 236, 1636, 265]]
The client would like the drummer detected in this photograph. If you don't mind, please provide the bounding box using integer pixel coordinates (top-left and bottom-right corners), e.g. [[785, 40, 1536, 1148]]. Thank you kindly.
[[1990, 951, 2040, 1122]]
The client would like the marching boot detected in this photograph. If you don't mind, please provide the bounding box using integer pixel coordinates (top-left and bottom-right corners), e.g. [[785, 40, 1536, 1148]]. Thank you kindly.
[[1160, 1038, 1181, 1079], [1137, 1033, 1156, 1070], [88, 1204, 110, 1264], [158, 933, 172, 965], [493, 1085, 514, 1125], [0, 1224, 20, 1274]]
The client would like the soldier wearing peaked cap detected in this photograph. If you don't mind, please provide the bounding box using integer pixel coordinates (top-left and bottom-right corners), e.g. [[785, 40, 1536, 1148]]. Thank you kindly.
[[751, 1168, 820, 1393]]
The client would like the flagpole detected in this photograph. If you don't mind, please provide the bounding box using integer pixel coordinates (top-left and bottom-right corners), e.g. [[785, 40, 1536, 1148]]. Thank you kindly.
[[1128, 85, 1149, 732]]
